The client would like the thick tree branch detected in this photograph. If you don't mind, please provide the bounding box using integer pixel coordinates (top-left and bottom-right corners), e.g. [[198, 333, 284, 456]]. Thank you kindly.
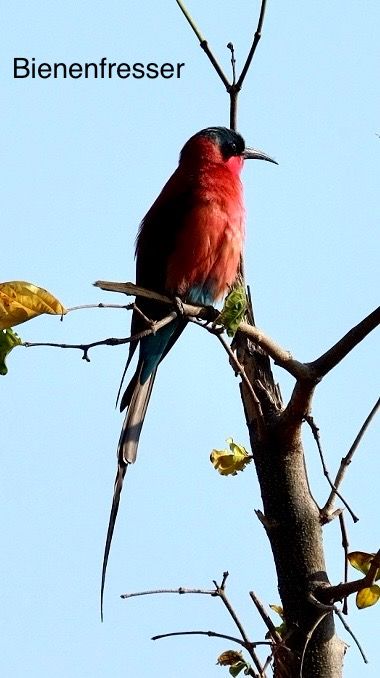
[[308, 306, 380, 378]]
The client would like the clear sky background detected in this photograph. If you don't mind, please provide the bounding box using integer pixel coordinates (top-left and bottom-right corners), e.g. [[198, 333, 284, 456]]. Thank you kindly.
[[1, 2, 379, 677]]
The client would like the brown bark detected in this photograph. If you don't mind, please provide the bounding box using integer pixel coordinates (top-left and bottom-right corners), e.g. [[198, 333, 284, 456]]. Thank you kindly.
[[237, 335, 346, 676]]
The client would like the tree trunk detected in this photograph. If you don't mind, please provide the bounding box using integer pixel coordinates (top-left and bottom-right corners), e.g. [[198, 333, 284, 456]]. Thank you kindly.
[[237, 336, 346, 676]]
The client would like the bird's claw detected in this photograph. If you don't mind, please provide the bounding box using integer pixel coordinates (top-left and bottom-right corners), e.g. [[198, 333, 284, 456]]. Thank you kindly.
[[174, 296, 185, 316]]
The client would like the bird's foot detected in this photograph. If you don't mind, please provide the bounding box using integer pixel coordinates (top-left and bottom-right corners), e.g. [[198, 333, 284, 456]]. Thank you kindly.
[[173, 296, 185, 316]]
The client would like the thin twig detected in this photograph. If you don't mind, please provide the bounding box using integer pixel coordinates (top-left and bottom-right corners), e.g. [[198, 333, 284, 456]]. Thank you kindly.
[[152, 629, 271, 649], [237, 0, 267, 88], [333, 606, 368, 663], [23, 312, 177, 361], [339, 513, 349, 615], [249, 592, 282, 644], [66, 302, 133, 313], [304, 415, 358, 523], [121, 586, 215, 599], [122, 574, 266, 676], [227, 42, 236, 85], [323, 396, 380, 517], [175, 0, 230, 89], [215, 332, 265, 436]]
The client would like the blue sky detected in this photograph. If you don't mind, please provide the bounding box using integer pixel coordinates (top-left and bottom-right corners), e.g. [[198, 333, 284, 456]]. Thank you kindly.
[[2, 2, 379, 677]]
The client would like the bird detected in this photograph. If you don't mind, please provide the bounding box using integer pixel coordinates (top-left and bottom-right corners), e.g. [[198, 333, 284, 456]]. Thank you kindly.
[[101, 126, 276, 618]]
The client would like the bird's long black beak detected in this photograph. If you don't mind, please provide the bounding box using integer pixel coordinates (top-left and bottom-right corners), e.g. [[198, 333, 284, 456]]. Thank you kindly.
[[243, 147, 278, 165]]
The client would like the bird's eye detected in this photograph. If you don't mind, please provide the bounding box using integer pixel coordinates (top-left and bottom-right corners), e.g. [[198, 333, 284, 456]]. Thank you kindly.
[[229, 142, 237, 155]]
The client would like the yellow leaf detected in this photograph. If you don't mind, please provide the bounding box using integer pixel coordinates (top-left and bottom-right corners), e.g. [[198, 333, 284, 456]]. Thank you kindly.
[[0, 281, 66, 329], [210, 438, 251, 476], [269, 604, 284, 619], [348, 551, 380, 580], [217, 650, 243, 666], [356, 585, 380, 609]]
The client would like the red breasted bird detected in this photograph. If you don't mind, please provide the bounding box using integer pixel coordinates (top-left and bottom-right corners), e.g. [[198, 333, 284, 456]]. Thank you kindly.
[[101, 127, 276, 617]]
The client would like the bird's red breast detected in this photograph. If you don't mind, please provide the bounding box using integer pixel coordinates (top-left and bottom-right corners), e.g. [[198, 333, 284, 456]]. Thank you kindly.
[[165, 159, 245, 302]]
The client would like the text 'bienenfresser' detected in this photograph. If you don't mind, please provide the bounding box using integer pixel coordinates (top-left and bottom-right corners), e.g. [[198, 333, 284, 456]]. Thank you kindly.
[[13, 58, 185, 79]]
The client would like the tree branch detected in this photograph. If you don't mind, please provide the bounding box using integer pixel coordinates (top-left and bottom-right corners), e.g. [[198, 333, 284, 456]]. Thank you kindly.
[[304, 414, 358, 523], [316, 549, 380, 605], [309, 306, 380, 379], [175, 0, 230, 89], [236, 0, 267, 89], [151, 628, 270, 649], [23, 311, 178, 361], [322, 396, 380, 518]]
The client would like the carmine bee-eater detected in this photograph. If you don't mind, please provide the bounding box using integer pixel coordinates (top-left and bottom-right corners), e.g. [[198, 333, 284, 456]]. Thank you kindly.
[[101, 126, 276, 617]]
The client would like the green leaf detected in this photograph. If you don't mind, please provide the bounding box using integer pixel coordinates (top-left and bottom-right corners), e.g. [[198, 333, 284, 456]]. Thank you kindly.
[[229, 661, 248, 677], [0, 328, 22, 375], [217, 287, 247, 337]]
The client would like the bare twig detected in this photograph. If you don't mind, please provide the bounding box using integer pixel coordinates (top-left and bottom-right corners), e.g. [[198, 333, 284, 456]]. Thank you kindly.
[[121, 586, 215, 599], [339, 513, 349, 615], [152, 629, 271, 649], [66, 302, 133, 313], [227, 42, 236, 85], [122, 573, 266, 677], [304, 414, 358, 523], [323, 396, 380, 517], [333, 605, 368, 664], [23, 312, 177, 361], [237, 0, 267, 88], [175, 0, 230, 89], [214, 330, 265, 437], [249, 592, 282, 644]]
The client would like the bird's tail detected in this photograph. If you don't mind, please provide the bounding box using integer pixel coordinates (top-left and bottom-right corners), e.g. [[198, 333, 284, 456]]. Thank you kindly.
[[100, 463, 127, 621], [118, 363, 157, 464], [100, 363, 156, 620]]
